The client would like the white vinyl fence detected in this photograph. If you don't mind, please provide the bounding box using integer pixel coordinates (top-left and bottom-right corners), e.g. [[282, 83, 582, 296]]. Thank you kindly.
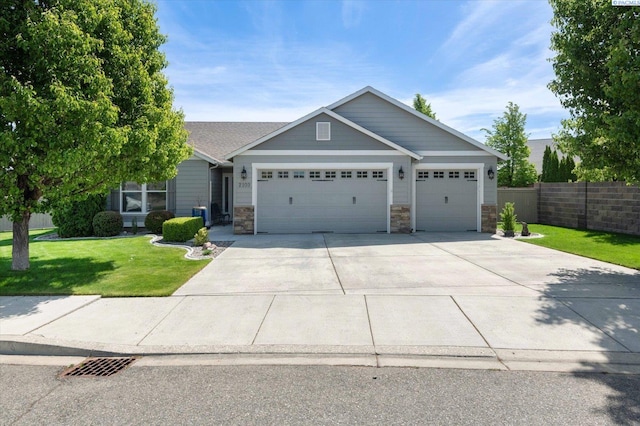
[[0, 213, 54, 232]]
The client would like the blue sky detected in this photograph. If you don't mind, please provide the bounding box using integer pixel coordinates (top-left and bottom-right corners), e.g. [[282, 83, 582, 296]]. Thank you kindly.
[[155, 0, 566, 141]]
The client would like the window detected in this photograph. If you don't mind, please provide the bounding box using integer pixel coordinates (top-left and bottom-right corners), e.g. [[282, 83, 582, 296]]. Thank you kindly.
[[372, 171, 385, 179], [309, 171, 321, 179], [449, 171, 460, 179], [278, 171, 289, 179], [357, 171, 368, 179], [316, 122, 331, 141], [417, 171, 429, 179], [341, 171, 352, 179], [464, 171, 476, 179], [325, 171, 336, 179], [261, 171, 273, 179], [293, 171, 305, 179], [433, 171, 444, 179], [121, 181, 166, 213]]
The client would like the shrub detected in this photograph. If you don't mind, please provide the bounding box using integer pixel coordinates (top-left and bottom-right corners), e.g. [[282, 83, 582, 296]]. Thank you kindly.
[[51, 194, 106, 238], [162, 217, 204, 242], [500, 202, 517, 235], [194, 227, 209, 246], [93, 211, 124, 237], [144, 210, 175, 234]]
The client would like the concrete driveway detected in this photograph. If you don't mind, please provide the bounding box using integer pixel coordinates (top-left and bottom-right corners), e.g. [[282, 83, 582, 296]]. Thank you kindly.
[[174, 232, 640, 298]]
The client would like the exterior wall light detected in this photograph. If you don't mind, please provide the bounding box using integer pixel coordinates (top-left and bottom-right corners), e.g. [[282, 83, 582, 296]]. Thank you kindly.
[[487, 166, 495, 180], [241, 166, 247, 180], [399, 166, 405, 180]]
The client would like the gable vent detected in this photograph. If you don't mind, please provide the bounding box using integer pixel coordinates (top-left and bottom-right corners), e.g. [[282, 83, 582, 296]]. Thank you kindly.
[[316, 122, 331, 141]]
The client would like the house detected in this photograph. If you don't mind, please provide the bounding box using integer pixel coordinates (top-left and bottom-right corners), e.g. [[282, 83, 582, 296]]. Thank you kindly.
[[108, 86, 507, 234]]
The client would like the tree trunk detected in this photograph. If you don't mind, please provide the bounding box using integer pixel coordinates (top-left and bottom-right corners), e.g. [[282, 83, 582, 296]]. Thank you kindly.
[[12, 211, 31, 271]]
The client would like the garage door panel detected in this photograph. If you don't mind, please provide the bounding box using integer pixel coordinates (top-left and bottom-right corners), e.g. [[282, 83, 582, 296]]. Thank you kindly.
[[416, 169, 477, 232], [257, 169, 387, 233]]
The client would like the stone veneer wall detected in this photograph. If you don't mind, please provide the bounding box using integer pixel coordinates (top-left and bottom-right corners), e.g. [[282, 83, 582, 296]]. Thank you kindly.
[[233, 206, 254, 235], [390, 205, 411, 233], [537, 182, 640, 236], [481, 204, 497, 233]]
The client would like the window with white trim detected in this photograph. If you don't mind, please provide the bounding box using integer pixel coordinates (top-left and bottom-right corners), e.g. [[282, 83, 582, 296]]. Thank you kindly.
[[325, 171, 336, 179], [372, 170, 385, 179], [449, 171, 460, 179], [341, 171, 352, 178], [433, 171, 444, 179], [316, 122, 331, 141], [261, 171, 273, 179], [464, 171, 476, 179], [293, 171, 305, 179], [417, 171, 429, 179], [309, 171, 321, 179], [357, 171, 368, 178], [278, 171, 289, 179], [121, 181, 167, 213]]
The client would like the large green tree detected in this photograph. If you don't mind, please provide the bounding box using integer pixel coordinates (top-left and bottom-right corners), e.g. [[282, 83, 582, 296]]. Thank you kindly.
[[483, 102, 537, 187], [548, 0, 640, 183], [413, 93, 437, 120], [0, 0, 191, 270]]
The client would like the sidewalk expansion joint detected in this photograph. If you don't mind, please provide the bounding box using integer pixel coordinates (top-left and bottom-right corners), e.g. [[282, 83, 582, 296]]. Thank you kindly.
[[323, 234, 346, 295], [251, 295, 276, 345], [135, 297, 187, 346]]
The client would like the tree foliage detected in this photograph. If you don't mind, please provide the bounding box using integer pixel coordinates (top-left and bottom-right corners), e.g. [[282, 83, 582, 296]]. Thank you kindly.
[[548, 0, 640, 184], [483, 102, 537, 187], [540, 146, 577, 182], [413, 93, 437, 120], [0, 0, 191, 270]]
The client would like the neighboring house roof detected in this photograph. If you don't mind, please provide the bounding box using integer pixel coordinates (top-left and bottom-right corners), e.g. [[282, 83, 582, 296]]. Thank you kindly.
[[527, 138, 554, 172], [185, 121, 288, 165], [224, 107, 423, 160]]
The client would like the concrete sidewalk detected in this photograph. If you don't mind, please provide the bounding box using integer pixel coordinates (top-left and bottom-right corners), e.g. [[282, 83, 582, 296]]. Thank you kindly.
[[2, 231, 639, 372]]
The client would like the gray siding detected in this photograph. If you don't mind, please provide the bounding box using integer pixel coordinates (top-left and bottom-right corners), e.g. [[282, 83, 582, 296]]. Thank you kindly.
[[234, 154, 411, 206], [334, 92, 478, 152], [257, 113, 394, 151], [176, 157, 210, 218]]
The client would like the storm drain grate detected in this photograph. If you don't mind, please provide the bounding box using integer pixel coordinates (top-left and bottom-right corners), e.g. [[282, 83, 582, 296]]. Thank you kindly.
[[61, 357, 138, 377]]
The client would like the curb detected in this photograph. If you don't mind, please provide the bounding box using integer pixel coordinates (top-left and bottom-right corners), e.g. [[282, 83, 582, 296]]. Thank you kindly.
[[3, 336, 640, 374]]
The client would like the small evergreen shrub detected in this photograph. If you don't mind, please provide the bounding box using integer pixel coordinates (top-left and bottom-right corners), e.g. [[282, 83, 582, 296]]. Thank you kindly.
[[51, 194, 106, 238], [131, 216, 138, 235], [144, 210, 175, 234], [93, 211, 124, 237], [162, 217, 204, 242], [193, 227, 209, 246], [500, 202, 517, 236]]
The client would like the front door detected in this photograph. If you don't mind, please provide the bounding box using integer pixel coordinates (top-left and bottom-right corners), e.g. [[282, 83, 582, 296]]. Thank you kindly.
[[222, 173, 233, 217]]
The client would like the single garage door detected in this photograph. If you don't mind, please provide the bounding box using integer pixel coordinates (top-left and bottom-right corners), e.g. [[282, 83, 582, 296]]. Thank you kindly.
[[257, 169, 388, 233], [416, 169, 478, 231]]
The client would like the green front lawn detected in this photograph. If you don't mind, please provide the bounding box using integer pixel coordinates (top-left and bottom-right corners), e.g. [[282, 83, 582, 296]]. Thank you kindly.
[[0, 230, 210, 296], [520, 224, 640, 270]]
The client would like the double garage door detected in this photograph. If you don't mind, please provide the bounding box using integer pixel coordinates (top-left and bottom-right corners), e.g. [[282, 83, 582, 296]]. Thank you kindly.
[[415, 169, 478, 232], [257, 168, 388, 233]]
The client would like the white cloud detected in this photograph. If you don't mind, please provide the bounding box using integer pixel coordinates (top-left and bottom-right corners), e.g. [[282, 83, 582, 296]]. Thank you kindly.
[[341, 0, 366, 29]]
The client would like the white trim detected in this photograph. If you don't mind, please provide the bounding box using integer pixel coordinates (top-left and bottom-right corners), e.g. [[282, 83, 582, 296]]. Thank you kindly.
[[225, 107, 422, 160], [242, 150, 405, 156], [411, 163, 484, 233], [327, 86, 509, 161], [416, 150, 494, 157], [193, 147, 224, 165], [251, 162, 393, 235]]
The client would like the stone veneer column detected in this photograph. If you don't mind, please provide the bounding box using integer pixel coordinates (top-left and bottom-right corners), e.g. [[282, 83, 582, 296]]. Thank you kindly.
[[390, 204, 411, 233], [233, 206, 254, 235], [481, 204, 497, 233]]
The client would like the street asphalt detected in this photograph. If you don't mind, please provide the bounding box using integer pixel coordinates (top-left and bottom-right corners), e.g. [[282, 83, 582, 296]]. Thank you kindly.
[[1, 228, 639, 372]]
